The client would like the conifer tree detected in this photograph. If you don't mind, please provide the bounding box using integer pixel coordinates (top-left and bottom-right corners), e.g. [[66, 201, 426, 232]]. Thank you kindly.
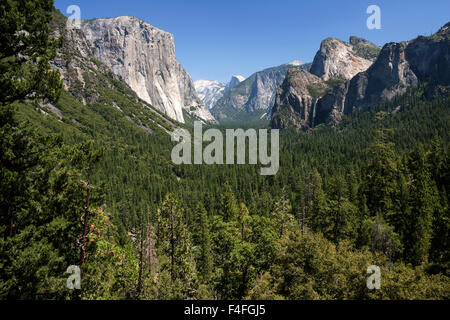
[[272, 188, 294, 238], [192, 203, 213, 282], [405, 148, 436, 265], [157, 194, 197, 297], [363, 129, 399, 222], [220, 182, 239, 222], [239, 203, 251, 241], [314, 175, 358, 243], [305, 169, 327, 234], [0, 0, 77, 299], [0, 0, 62, 105]]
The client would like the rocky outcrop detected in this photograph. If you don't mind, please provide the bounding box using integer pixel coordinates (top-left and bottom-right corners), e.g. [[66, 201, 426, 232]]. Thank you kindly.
[[314, 22, 450, 127], [314, 41, 419, 126], [310, 37, 379, 81], [81, 16, 215, 123], [405, 23, 450, 88], [271, 23, 449, 131], [270, 37, 378, 130], [271, 69, 328, 130], [51, 17, 124, 106], [349, 36, 382, 60]]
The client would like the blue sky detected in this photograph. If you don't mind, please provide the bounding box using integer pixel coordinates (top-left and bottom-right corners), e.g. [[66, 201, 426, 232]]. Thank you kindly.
[[54, 0, 450, 83]]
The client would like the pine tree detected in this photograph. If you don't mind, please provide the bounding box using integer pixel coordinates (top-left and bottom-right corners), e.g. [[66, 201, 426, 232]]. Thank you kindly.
[[0, 0, 62, 105], [192, 203, 213, 282], [239, 203, 251, 241], [363, 129, 399, 222], [0, 0, 81, 299], [157, 194, 197, 297], [428, 136, 450, 265], [360, 215, 403, 260], [405, 148, 436, 265], [305, 169, 327, 235], [220, 181, 239, 222], [321, 175, 358, 243]]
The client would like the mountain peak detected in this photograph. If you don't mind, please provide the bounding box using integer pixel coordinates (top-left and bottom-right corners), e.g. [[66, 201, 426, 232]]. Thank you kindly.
[[349, 36, 373, 46], [310, 36, 375, 81], [440, 21, 450, 32], [225, 75, 245, 92], [288, 60, 304, 66], [231, 75, 246, 82], [87, 16, 174, 38], [194, 80, 227, 109], [434, 21, 450, 39]]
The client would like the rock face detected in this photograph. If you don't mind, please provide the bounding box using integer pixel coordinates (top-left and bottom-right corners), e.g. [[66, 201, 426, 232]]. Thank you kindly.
[[314, 22, 450, 127], [212, 62, 307, 122], [405, 23, 450, 88], [271, 69, 328, 130], [315, 42, 418, 126], [49, 10, 181, 136], [270, 37, 378, 130], [51, 17, 125, 106], [310, 37, 379, 81], [81, 16, 215, 123], [271, 23, 450, 131]]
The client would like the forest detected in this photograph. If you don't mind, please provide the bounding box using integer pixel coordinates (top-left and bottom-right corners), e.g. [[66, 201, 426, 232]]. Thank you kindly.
[[0, 0, 449, 300]]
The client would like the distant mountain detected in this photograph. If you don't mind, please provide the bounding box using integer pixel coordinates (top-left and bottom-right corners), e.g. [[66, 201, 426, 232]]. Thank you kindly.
[[81, 16, 215, 124], [194, 80, 226, 110], [271, 23, 450, 130], [211, 61, 310, 123], [194, 75, 245, 110]]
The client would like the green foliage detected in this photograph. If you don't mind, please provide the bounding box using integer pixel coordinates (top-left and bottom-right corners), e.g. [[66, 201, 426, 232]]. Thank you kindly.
[[352, 43, 381, 60], [260, 231, 449, 300], [359, 216, 403, 261], [0, 137, 105, 299], [362, 129, 399, 221], [320, 175, 359, 243], [307, 83, 329, 98], [1, 1, 449, 300], [81, 208, 143, 300], [192, 203, 213, 282], [156, 194, 197, 299], [0, 0, 62, 105], [403, 147, 437, 265], [324, 77, 347, 88], [219, 182, 239, 222]]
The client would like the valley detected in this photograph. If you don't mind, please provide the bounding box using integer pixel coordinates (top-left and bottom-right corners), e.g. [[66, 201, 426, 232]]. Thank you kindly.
[[0, 1, 449, 301]]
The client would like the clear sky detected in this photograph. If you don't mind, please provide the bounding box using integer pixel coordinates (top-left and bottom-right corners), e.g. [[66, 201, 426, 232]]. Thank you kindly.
[[54, 0, 450, 83]]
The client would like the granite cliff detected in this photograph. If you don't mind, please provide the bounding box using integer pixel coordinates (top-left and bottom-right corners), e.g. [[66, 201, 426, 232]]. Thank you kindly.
[[81, 16, 215, 123]]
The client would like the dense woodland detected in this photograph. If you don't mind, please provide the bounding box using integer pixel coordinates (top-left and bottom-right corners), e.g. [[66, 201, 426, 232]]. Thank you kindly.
[[0, 0, 449, 300]]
